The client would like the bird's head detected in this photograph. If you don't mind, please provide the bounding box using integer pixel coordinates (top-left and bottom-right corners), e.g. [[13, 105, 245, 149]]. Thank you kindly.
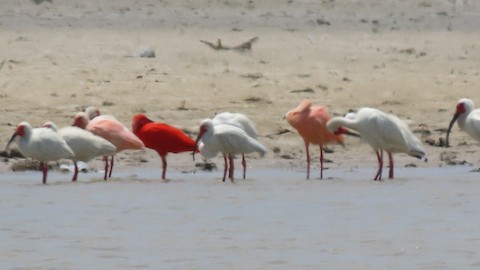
[[42, 121, 58, 132], [5, 122, 31, 153], [132, 114, 153, 134], [85, 106, 101, 120], [446, 98, 474, 147], [192, 119, 213, 161], [285, 100, 312, 126], [72, 112, 89, 129]]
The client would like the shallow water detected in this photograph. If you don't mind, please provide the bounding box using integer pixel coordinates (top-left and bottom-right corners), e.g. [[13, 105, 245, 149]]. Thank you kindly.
[[1, 166, 479, 269]]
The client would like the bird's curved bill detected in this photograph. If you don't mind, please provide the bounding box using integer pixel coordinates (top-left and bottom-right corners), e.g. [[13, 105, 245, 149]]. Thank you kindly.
[[192, 132, 205, 161], [446, 112, 460, 147], [5, 132, 18, 155], [335, 127, 360, 137]]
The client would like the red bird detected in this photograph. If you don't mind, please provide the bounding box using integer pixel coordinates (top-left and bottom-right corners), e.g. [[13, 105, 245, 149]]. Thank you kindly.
[[132, 114, 197, 180]]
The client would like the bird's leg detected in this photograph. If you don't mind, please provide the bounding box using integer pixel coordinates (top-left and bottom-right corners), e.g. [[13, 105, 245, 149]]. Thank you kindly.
[[103, 156, 109, 180], [374, 150, 383, 181], [228, 157, 233, 179], [304, 141, 310, 179], [242, 154, 246, 179], [228, 154, 235, 182], [40, 162, 48, 184], [161, 155, 167, 180], [388, 152, 394, 179], [72, 161, 78, 182], [108, 155, 114, 178], [319, 145, 324, 180], [222, 154, 228, 182]]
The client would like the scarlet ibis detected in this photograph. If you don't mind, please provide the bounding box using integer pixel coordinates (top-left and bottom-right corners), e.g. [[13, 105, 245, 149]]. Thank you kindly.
[[131, 114, 197, 180]]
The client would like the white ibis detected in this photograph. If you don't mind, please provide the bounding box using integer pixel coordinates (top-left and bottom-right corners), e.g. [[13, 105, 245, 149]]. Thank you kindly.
[[446, 98, 480, 147], [326, 107, 425, 180], [211, 112, 259, 179], [5, 122, 75, 184], [193, 119, 267, 182], [42, 122, 117, 181], [72, 112, 144, 180]]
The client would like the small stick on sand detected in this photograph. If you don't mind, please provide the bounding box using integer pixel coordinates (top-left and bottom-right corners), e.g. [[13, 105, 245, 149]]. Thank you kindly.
[[200, 37, 258, 52]]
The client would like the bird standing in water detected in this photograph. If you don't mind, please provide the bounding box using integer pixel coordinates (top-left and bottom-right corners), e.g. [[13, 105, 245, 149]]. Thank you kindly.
[[5, 122, 75, 184], [327, 107, 425, 180], [73, 112, 144, 180], [285, 100, 345, 179], [132, 114, 197, 180], [194, 118, 267, 182]]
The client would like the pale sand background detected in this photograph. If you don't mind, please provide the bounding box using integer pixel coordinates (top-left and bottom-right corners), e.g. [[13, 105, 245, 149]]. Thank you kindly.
[[1, 0, 480, 175], [1, 1, 480, 269]]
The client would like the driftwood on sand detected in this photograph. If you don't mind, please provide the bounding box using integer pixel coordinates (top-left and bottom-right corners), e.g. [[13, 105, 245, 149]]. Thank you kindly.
[[200, 37, 258, 52]]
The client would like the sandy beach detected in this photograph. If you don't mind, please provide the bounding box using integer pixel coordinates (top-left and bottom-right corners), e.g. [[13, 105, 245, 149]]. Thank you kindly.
[[1, 0, 480, 269]]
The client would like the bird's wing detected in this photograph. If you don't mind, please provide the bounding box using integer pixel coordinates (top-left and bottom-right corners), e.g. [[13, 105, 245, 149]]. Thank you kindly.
[[60, 127, 117, 160], [216, 126, 266, 156], [466, 110, 480, 142], [140, 123, 195, 153], [374, 112, 424, 157]]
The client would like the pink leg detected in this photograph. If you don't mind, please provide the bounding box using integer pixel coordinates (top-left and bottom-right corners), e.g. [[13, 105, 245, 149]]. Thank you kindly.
[[161, 155, 167, 180], [305, 141, 310, 179], [103, 156, 109, 180], [320, 145, 324, 180], [388, 152, 394, 179], [242, 154, 246, 179], [72, 161, 78, 182], [108, 155, 114, 178], [374, 150, 383, 181], [222, 154, 228, 182], [40, 162, 48, 184], [228, 154, 235, 182]]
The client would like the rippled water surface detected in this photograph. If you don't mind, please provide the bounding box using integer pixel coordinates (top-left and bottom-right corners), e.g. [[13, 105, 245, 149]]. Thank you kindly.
[[1, 167, 479, 269]]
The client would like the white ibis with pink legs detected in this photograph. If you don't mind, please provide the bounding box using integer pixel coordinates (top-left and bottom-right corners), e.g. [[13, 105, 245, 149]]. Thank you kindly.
[[193, 119, 267, 182], [5, 122, 75, 184], [211, 112, 259, 179], [43, 122, 117, 181], [327, 107, 425, 180]]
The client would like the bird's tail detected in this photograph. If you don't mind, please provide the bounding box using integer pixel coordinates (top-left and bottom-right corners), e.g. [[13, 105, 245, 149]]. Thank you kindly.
[[408, 149, 426, 160]]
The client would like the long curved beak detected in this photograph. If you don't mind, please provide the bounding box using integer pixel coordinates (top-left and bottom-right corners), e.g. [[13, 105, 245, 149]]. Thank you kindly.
[[335, 127, 360, 138], [192, 131, 205, 161], [5, 132, 18, 155], [446, 112, 460, 147]]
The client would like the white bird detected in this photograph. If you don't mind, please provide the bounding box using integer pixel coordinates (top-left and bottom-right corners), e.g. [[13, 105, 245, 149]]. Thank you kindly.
[[326, 108, 425, 180], [5, 122, 75, 184], [210, 112, 259, 179], [42, 122, 117, 181], [446, 98, 480, 147], [193, 119, 267, 182]]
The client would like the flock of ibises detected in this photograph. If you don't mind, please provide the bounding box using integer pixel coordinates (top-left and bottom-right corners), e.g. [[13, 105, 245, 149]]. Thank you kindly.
[[4, 97, 478, 184]]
